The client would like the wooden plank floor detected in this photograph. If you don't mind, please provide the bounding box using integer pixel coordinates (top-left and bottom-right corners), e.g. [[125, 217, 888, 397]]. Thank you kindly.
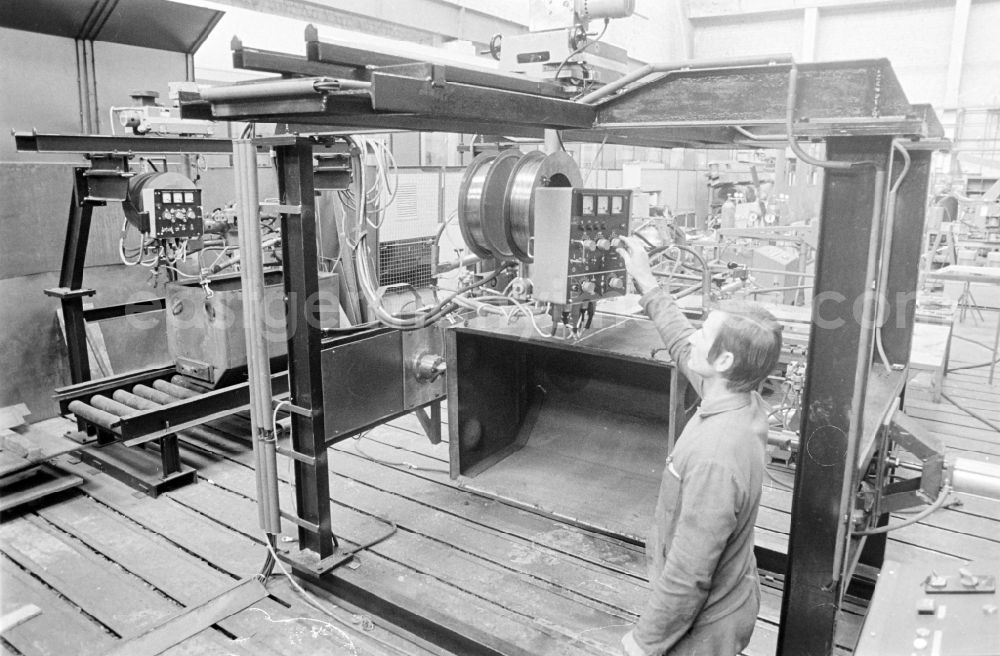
[[2, 312, 998, 655]]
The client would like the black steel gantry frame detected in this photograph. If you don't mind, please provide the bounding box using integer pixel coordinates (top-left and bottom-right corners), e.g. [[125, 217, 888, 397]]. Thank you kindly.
[[182, 29, 946, 656], [14, 133, 238, 495]]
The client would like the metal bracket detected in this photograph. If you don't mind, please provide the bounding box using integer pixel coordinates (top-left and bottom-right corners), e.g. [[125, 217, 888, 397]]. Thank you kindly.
[[274, 399, 312, 418], [44, 287, 96, 300], [276, 546, 354, 577], [275, 444, 317, 466], [82, 154, 134, 202]]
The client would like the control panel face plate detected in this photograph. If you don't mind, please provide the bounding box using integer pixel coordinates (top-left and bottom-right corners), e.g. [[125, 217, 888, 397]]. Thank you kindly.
[[532, 188, 631, 305], [148, 188, 203, 238]]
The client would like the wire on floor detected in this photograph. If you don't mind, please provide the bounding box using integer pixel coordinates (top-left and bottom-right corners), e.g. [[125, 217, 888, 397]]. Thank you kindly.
[[351, 437, 449, 474]]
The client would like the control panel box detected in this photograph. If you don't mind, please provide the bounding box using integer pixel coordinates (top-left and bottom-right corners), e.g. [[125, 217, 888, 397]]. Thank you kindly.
[[531, 187, 631, 305], [143, 188, 204, 238]]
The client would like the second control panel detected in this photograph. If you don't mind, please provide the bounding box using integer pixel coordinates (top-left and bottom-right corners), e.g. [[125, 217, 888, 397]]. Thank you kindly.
[[531, 188, 631, 305], [145, 188, 204, 238]]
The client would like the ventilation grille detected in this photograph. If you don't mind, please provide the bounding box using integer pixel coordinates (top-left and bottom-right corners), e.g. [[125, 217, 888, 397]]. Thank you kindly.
[[378, 237, 434, 288]]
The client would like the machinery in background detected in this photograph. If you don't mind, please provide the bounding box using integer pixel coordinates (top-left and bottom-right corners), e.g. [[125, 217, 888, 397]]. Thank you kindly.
[[14, 130, 447, 497], [492, 0, 633, 89]]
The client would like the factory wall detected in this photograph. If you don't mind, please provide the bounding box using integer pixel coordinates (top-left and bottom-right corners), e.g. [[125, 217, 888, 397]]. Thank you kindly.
[[0, 25, 275, 420], [686, 0, 1000, 179]]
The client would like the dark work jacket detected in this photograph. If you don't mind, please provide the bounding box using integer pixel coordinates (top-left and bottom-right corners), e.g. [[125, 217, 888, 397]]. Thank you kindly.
[[630, 288, 767, 656]]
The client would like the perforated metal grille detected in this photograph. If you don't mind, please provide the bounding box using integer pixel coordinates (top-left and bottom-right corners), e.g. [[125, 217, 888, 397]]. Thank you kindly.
[[378, 237, 435, 288]]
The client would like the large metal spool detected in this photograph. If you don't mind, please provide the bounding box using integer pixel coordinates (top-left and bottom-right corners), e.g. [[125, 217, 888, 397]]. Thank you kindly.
[[457, 150, 582, 262]]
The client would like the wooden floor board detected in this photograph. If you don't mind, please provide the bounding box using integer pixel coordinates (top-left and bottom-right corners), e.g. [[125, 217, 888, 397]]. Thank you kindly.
[[0, 515, 181, 634], [4, 311, 998, 656], [0, 554, 116, 656], [184, 414, 863, 654]]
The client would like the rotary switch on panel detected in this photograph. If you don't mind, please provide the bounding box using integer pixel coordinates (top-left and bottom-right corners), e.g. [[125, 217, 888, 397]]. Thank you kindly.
[[531, 187, 632, 305]]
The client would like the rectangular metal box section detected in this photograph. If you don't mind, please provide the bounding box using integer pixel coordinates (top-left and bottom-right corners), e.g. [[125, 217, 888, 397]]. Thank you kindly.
[[531, 188, 631, 305], [146, 188, 203, 238], [446, 316, 694, 539], [321, 324, 445, 441], [164, 270, 339, 386]]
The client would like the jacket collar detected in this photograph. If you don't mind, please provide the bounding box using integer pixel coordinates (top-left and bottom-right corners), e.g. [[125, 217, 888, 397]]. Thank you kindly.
[[697, 391, 753, 418]]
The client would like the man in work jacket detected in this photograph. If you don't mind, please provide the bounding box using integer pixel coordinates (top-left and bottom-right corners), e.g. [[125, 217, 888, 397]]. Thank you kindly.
[[617, 236, 783, 656]]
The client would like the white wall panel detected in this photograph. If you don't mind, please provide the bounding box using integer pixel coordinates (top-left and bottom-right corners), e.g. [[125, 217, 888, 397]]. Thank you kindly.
[[960, 1, 1000, 107], [814, 2, 953, 105], [692, 13, 803, 59]]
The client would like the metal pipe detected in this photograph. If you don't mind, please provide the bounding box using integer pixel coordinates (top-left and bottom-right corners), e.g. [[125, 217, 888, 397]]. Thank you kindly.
[[543, 129, 560, 154], [90, 394, 137, 417], [235, 138, 282, 535], [834, 166, 887, 583], [951, 457, 1000, 501], [200, 77, 371, 103], [67, 401, 120, 431], [873, 140, 912, 368], [435, 253, 482, 275], [132, 384, 179, 405], [112, 389, 160, 411], [233, 141, 271, 530], [152, 379, 198, 399], [579, 54, 793, 104]]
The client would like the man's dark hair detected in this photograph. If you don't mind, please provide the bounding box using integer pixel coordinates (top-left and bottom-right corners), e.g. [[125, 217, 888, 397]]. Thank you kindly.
[[707, 301, 783, 393]]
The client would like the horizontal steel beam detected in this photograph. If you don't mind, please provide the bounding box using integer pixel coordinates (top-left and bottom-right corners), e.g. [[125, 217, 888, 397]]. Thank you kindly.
[[306, 32, 567, 99], [13, 132, 240, 154], [369, 71, 595, 129]]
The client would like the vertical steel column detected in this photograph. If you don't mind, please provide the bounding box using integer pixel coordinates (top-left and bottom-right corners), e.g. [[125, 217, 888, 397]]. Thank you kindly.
[[273, 137, 334, 558], [57, 169, 99, 385], [777, 137, 892, 656], [859, 147, 934, 569]]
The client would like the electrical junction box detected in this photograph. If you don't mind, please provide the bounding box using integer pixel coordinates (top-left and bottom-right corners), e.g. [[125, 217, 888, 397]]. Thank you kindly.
[[530, 187, 631, 305]]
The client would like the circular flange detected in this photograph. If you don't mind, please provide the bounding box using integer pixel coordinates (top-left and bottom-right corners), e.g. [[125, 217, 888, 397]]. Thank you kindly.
[[457, 152, 497, 259], [479, 149, 522, 259], [503, 150, 583, 262]]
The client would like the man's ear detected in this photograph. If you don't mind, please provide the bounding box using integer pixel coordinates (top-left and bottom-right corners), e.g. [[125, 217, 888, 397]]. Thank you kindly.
[[712, 350, 734, 375]]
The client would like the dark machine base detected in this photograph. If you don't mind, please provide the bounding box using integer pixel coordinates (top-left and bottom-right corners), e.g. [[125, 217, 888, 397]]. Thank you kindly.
[[74, 442, 197, 497]]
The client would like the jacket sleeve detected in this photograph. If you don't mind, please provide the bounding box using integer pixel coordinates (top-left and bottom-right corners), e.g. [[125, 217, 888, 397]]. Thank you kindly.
[[632, 461, 742, 654], [639, 287, 703, 395]]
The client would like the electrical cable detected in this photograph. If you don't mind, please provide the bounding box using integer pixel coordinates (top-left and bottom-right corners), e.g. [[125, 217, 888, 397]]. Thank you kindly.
[[351, 439, 448, 474], [553, 19, 610, 84], [852, 485, 953, 536]]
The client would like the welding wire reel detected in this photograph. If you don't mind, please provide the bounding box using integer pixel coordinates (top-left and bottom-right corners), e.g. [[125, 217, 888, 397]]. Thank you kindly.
[[504, 150, 582, 262], [480, 149, 522, 259], [457, 152, 500, 259]]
